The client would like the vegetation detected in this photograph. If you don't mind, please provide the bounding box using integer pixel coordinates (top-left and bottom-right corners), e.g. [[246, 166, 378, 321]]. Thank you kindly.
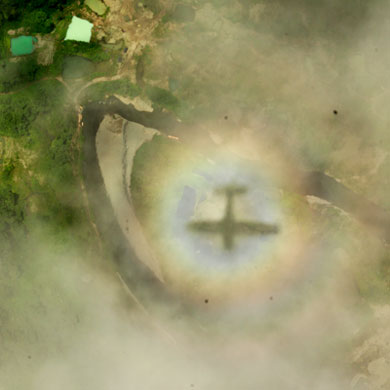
[[85, 61, 118, 81], [0, 160, 25, 242], [22, 10, 55, 34], [0, 79, 83, 247], [0, 80, 63, 137], [145, 85, 181, 114], [0, 0, 116, 93], [79, 78, 141, 104], [57, 41, 111, 63], [131, 135, 179, 222], [43, 43, 113, 82], [0, 0, 79, 33], [0, 42, 112, 94], [0, 31, 11, 58], [131, 134, 200, 224], [0, 57, 46, 93], [0, 76, 99, 370], [54, 17, 72, 40]]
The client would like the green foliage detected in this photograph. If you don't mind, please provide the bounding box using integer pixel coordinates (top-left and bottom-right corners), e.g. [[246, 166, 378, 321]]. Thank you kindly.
[[22, 10, 55, 34], [85, 62, 118, 81], [2, 38, 113, 87], [131, 135, 179, 221], [79, 78, 141, 104], [0, 79, 63, 137], [45, 50, 65, 77], [17, 55, 40, 79], [0, 160, 25, 239], [0, 78, 82, 247], [0, 78, 78, 235], [54, 18, 71, 40], [0, 0, 76, 25], [0, 31, 11, 58], [102, 5, 111, 18], [58, 41, 111, 62], [131, 135, 199, 225], [35, 109, 77, 187], [0, 56, 50, 93], [145, 85, 181, 114], [16, 81, 78, 186]]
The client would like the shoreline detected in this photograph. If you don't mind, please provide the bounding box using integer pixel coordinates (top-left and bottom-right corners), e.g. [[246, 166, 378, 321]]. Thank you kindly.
[[81, 97, 181, 303]]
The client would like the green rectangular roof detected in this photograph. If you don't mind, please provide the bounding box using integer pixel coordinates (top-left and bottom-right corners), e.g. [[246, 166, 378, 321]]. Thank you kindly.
[[65, 16, 93, 43], [11, 36, 37, 56]]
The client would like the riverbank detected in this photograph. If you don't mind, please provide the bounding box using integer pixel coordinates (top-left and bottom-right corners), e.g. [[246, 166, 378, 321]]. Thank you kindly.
[[80, 97, 181, 304], [96, 114, 162, 280]]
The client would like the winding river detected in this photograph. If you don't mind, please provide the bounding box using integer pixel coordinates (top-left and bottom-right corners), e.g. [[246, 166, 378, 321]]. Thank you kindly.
[[80, 96, 390, 309]]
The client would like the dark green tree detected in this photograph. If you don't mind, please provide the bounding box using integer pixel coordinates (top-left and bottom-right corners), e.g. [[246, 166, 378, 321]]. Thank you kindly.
[[22, 10, 55, 34], [0, 0, 78, 30]]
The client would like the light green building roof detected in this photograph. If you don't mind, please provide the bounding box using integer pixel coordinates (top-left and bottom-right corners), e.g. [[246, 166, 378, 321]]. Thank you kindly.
[[11, 36, 37, 56], [65, 16, 93, 43], [85, 0, 107, 15]]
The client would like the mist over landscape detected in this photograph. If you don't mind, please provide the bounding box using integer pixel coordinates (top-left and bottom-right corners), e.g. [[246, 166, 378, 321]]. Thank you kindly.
[[1, 0, 390, 389]]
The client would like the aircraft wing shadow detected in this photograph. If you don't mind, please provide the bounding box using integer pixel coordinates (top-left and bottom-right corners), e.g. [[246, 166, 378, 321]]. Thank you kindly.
[[234, 221, 279, 235]]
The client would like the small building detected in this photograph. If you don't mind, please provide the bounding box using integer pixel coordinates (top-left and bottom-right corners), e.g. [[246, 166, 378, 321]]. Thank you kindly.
[[65, 16, 93, 43], [11, 36, 37, 56]]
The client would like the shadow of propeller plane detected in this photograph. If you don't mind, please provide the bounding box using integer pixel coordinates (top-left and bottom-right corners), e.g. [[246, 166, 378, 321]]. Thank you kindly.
[[188, 185, 279, 251]]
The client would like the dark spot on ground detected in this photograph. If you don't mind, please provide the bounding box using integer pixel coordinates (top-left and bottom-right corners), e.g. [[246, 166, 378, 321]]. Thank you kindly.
[[269, 296, 273, 300], [28, 355, 31, 359], [224, 115, 228, 120], [204, 299, 209, 303], [333, 110, 338, 115]]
